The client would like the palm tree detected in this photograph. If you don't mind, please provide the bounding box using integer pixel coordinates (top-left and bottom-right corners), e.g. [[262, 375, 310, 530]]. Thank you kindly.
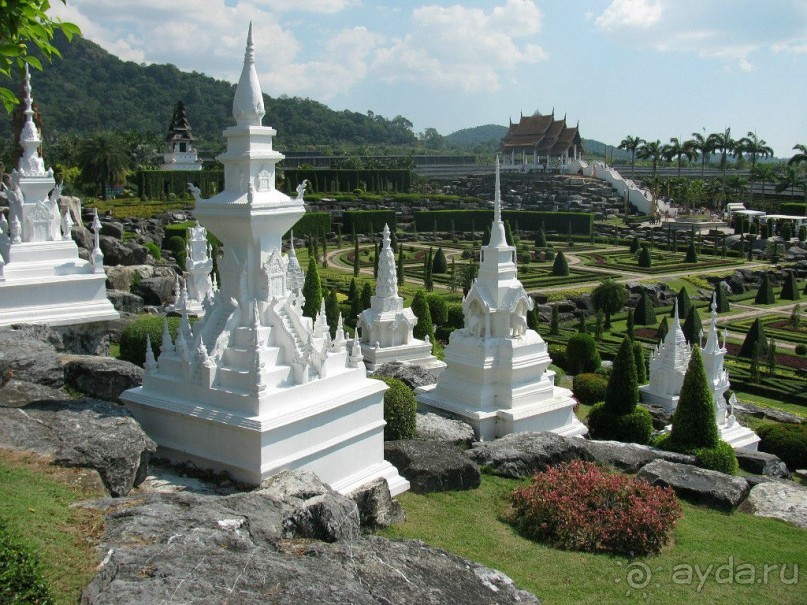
[[77, 132, 129, 200], [789, 144, 807, 167], [662, 137, 696, 177], [776, 165, 807, 204], [618, 135, 645, 179], [707, 128, 735, 209], [689, 132, 714, 178], [637, 140, 663, 179], [591, 278, 628, 330], [750, 163, 778, 198], [735, 132, 773, 203]]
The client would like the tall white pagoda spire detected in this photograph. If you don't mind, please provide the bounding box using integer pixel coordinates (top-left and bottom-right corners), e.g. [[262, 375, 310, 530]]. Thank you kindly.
[[487, 156, 508, 248], [232, 22, 266, 127], [18, 64, 48, 177], [376, 224, 398, 299]]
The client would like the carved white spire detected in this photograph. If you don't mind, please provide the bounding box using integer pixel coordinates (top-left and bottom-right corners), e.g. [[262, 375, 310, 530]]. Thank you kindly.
[[18, 64, 47, 176], [375, 224, 398, 299], [487, 155, 508, 248], [232, 22, 266, 127], [144, 334, 158, 374]]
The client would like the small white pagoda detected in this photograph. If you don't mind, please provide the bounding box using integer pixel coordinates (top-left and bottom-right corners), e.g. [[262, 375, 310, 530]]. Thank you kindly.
[[165, 221, 217, 317], [641, 295, 759, 450], [357, 224, 446, 374], [0, 66, 118, 327], [160, 100, 202, 171], [417, 158, 587, 441], [122, 25, 409, 495]]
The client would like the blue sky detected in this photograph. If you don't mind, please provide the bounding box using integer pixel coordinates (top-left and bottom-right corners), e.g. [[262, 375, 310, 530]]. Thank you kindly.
[[53, 0, 807, 157]]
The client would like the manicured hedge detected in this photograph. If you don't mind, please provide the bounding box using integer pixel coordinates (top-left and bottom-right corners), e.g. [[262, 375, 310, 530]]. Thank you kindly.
[[571, 373, 608, 405], [284, 169, 411, 194], [757, 423, 807, 470], [136, 169, 223, 200], [412, 210, 593, 235], [343, 210, 397, 235], [780, 202, 807, 216], [119, 315, 196, 367], [287, 212, 331, 238]]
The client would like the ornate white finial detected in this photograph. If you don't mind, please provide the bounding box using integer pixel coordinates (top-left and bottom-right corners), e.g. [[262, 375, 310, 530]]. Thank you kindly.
[[232, 22, 266, 127], [145, 334, 158, 374], [710, 292, 718, 318], [494, 155, 502, 224], [161, 317, 175, 355], [487, 155, 508, 248], [672, 299, 680, 326]]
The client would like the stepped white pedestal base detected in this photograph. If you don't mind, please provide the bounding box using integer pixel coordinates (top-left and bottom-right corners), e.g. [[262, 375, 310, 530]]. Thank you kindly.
[[361, 340, 447, 376], [662, 416, 760, 452]]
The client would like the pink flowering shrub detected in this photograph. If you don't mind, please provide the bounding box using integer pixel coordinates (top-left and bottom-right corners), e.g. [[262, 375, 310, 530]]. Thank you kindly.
[[509, 460, 682, 556]]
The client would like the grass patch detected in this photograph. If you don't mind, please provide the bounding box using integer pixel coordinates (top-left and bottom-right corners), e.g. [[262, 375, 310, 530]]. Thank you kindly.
[[0, 451, 105, 605], [380, 474, 807, 605]]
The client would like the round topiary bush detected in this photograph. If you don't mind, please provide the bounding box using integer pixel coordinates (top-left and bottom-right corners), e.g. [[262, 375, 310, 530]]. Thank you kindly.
[[164, 235, 186, 254], [565, 333, 601, 375], [655, 434, 738, 474], [120, 315, 189, 367], [509, 460, 681, 556], [756, 423, 807, 470], [588, 403, 653, 443], [376, 376, 417, 441], [547, 344, 567, 370], [795, 343, 807, 356], [572, 373, 608, 406]]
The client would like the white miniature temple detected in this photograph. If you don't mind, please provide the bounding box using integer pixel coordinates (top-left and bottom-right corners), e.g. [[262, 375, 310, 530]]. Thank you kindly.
[[417, 157, 587, 441], [357, 224, 446, 374], [160, 100, 202, 171], [165, 221, 216, 317], [0, 66, 118, 327], [122, 25, 409, 495], [641, 295, 759, 450]]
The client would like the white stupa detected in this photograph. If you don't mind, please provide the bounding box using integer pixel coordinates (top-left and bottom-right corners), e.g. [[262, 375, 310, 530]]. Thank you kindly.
[[165, 221, 217, 317], [122, 25, 409, 495], [357, 224, 446, 374], [0, 66, 118, 327], [417, 157, 587, 441], [641, 294, 759, 450]]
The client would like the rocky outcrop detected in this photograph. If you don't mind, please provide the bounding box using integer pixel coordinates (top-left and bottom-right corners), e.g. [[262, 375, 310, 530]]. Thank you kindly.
[[735, 450, 791, 479], [81, 470, 539, 605], [581, 440, 697, 473], [466, 432, 593, 479], [636, 459, 750, 511], [106, 290, 144, 314], [63, 356, 143, 403], [136, 275, 176, 306], [0, 398, 156, 497], [734, 400, 803, 425], [4, 321, 118, 356], [372, 361, 440, 389], [0, 379, 67, 408], [99, 236, 148, 266], [415, 412, 476, 447], [384, 440, 481, 493], [349, 477, 406, 529], [738, 480, 807, 528], [0, 329, 64, 387]]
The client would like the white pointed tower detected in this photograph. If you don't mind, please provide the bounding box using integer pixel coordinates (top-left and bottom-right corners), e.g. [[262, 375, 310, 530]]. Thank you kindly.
[[165, 221, 215, 316], [639, 300, 691, 413], [417, 157, 587, 440], [0, 66, 118, 326], [357, 224, 446, 373], [122, 25, 408, 495]]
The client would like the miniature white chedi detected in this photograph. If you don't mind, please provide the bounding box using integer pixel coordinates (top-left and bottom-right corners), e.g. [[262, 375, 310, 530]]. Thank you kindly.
[[417, 157, 587, 440], [0, 66, 118, 327], [122, 25, 409, 495]]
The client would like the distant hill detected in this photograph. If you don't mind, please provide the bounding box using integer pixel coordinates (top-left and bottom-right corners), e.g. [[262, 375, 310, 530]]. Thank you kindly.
[[0, 34, 416, 151], [445, 124, 508, 147]]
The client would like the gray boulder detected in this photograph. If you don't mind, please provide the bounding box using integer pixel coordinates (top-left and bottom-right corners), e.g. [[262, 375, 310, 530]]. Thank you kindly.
[[6, 321, 117, 356], [136, 275, 176, 306], [0, 329, 64, 387], [349, 477, 405, 529], [105, 265, 154, 292], [70, 224, 93, 251], [636, 459, 750, 511], [416, 412, 475, 447], [0, 398, 155, 497], [466, 432, 593, 479], [372, 361, 439, 389], [738, 480, 807, 528], [100, 220, 124, 239], [735, 450, 791, 479], [0, 379, 67, 408], [384, 440, 481, 493], [734, 400, 803, 424], [63, 355, 143, 402], [640, 403, 672, 430], [582, 440, 696, 473], [100, 236, 148, 266], [106, 289, 144, 314]]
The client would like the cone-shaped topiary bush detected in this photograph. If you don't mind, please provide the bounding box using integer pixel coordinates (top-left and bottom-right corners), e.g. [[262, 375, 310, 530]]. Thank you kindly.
[[535, 224, 547, 247], [411, 290, 434, 341], [634, 342, 647, 384], [634, 288, 657, 325], [755, 272, 776, 304], [714, 281, 730, 313], [685, 240, 698, 262], [552, 250, 570, 276], [361, 281, 373, 310], [302, 256, 322, 319], [432, 247, 448, 274], [780, 270, 801, 301], [657, 316, 669, 343], [629, 235, 640, 253], [672, 287, 692, 319], [625, 308, 635, 340], [682, 306, 703, 345], [638, 244, 652, 268], [550, 304, 560, 335], [739, 318, 769, 358], [566, 333, 601, 374], [603, 336, 638, 415]]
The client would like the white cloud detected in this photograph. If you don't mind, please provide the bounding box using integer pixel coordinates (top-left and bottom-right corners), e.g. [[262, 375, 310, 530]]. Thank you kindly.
[[595, 0, 662, 31]]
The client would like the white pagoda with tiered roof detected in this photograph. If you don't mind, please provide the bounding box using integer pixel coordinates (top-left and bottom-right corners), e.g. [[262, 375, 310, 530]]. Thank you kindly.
[[357, 224, 446, 374], [417, 158, 587, 441], [122, 25, 409, 494], [0, 66, 118, 327]]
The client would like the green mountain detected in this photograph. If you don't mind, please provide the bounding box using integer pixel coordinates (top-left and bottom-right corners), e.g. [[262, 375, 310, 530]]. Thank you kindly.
[[0, 34, 416, 151], [445, 124, 508, 147]]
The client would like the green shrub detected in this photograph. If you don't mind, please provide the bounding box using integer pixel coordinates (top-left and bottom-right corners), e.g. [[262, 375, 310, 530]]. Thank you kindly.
[[668, 346, 720, 449], [655, 434, 738, 474], [377, 376, 417, 440], [145, 241, 162, 260], [739, 318, 769, 358], [548, 344, 567, 370], [754, 272, 775, 305], [756, 423, 807, 470], [588, 404, 653, 444], [685, 241, 697, 262], [119, 315, 195, 367], [411, 290, 434, 342], [633, 342, 647, 384], [682, 306, 702, 345], [164, 235, 186, 254], [446, 303, 464, 329], [634, 288, 657, 325], [572, 373, 608, 405], [565, 333, 600, 374], [425, 293, 448, 326], [780, 270, 801, 301], [638, 245, 652, 268], [0, 517, 55, 605], [548, 363, 565, 382], [432, 247, 448, 274], [795, 343, 807, 355], [551, 250, 569, 276]]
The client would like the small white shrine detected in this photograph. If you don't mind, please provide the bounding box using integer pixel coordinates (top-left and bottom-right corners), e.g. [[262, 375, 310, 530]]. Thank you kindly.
[[641, 295, 759, 450], [357, 224, 446, 374], [417, 158, 587, 441], [0, 66, 118, 327], [122, 25, 409, 495], [165, 220, 217, 317], [160, 100, 202, 171]]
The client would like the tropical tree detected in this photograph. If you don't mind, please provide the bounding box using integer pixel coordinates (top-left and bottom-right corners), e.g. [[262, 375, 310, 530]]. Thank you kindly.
[[637, 140, 663, 179], [77, 132, 130, 199], [735, 132, 773, 203], [775, 165, 807, 203], [789, 144, 807, 167], [751, 163, 778, 198], [618, 135, 645, 179], [662, 137, 696, 177], [689, 132, 714, 178], [591, 278, 628, 330], [707, 128, 735, 208]]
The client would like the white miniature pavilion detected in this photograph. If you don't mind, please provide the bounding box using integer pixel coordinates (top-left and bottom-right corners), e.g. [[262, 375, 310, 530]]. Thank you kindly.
[[641, 295, 759, 450], [417, 157, 587, 441], [0, 66, 118, 327], [357, 224, 446, 374], [160, 100, 202, 171], [165, 221, 217, 317], [122, 25, 409, 495]]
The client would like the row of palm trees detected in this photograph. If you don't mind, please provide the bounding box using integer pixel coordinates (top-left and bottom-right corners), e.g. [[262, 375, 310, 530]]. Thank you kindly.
[[618, 131, 806, 205]]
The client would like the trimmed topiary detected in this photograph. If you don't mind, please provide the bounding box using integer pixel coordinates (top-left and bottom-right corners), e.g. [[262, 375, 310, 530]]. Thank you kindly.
[[361, 282, 373, 311], [672, 287, 691, 319], [548, 344, 567, 370], [755, 272, 776, 305], [552, 250, 569, 276], [588, 404, 654, 444], [302, 256, 322, 319], [634, 288, 657, 325], [625, 308, 635, 340], [756, 423, 807, 470], [120, 315, 188, 367], [565, 333, 601, 375], [411, 290, 434, 342], [629, 235, 640, 253], [780, 270, 801, 301], [432, 247, 448, 274], [535, 225, 547, 247], [605, 336, 638, 414], [550, 304, 560, 335], [164, 235, 186, 254], [739, 318, 769, 358], [633, 342, 647, 384], [376, 376, 417, 440], [572, 373, 608, 406], [685, 240, 698, 262], [657, 316, 669, 343], [682, 306, 703, 345], [425, 293, 448, 326], [638, 244, 652, 268], [714, 281, 730, 313], [668, 346, 719, 449]]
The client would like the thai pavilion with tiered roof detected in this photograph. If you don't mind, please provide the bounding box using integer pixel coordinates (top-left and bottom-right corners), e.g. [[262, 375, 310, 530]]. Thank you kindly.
[[161, 100, 202, 171], [501, 110, 583, 167]]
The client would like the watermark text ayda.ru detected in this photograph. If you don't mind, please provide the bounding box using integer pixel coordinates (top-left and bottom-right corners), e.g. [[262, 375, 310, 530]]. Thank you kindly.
[[616, 557, 799, 594]]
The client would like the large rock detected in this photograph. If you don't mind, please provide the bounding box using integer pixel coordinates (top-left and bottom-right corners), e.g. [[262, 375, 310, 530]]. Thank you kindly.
[[640, 403, 672, 430], [105, 265, 154, 292], [466, 432, 593, 479], [735, 450, 791, 479], [734, 400, 803, 425], [349, 477, 405, 529], [582, 440, 696, 473], [7, 321, 117, 356], [0, 329, 64, 387], [81, 472, 539, 605], [0, 398, 156, 497], [416, 412, 475, 447], [0, 379, 67, 408], [636, 459, 750, 511], [99, 236, 148, 266], [738, 480, 807, 528], [62, 356, 143, 402], [136, 275, 176, 306], [106, 289, 145, 314], [100, 220, 124, 239], [372, 361, 439, 389], [384, 440, 481, 493]]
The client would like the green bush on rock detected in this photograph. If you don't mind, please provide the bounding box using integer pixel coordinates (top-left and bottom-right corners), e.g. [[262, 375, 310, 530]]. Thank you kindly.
[[376, 376, 417, 441], [756, 423, 807, 470]]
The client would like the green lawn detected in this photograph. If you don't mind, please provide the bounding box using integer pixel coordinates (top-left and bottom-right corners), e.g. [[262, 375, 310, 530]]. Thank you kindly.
[[380, 474, 807, 605]]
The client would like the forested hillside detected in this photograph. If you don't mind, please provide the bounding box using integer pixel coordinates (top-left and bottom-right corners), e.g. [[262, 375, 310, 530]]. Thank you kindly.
[[0, 34, 416, 150]]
